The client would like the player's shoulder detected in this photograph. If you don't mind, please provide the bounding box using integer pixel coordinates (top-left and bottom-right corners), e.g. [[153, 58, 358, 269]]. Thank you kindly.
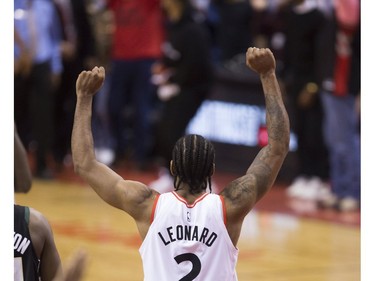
[[29, 207, 52, 234]]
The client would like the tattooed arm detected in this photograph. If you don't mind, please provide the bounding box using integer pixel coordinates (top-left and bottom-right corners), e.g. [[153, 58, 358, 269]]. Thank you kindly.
[[221, 48, 290, 245], [72, 66, 158, 239]]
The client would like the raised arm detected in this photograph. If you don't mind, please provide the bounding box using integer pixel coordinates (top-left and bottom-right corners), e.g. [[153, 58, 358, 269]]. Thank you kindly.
[[71, 67, 157, 234], [222, 48, 290, 227]]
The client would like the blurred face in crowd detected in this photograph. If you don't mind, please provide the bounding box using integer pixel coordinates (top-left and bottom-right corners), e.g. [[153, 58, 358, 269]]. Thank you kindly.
[[160, 0, 175, 10], [160, 0, 185, 21], [161, 0, 186, 12]]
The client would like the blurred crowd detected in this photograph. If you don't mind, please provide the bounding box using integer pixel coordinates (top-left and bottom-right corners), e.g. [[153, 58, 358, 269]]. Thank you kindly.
[[14, 0, 360, 212]]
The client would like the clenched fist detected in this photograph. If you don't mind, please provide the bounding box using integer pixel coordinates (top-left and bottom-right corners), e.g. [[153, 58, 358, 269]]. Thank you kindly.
[[76, 66, 105, 97], [246, 48, 276, 76]]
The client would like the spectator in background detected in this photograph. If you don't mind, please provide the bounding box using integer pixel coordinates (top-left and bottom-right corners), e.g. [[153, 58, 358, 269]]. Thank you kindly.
[[149, 0, 214, 193], [14, 0, 63, 179], [53, 0, 98, 169], [209, 0, 255, 64], [248, 0, 306, 71], [105, 0, 164, 170], [279, 0, 331, 200], [317, 0, 360, 212]]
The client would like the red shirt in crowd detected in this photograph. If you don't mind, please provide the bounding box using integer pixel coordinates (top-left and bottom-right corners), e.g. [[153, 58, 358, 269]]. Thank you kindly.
[[108, 0, 164, 60]]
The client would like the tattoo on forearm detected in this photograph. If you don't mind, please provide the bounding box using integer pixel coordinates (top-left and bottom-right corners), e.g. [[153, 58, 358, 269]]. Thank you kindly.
[[223, 81, 288, 209], [265, 95, 288, 142]]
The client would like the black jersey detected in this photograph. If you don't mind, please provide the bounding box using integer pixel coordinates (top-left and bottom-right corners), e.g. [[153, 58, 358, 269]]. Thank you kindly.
[[14, 205, 40, 281]]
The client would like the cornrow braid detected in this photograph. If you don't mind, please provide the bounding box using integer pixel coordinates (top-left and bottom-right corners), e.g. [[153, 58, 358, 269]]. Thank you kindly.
[[171, 134, 215, 194]]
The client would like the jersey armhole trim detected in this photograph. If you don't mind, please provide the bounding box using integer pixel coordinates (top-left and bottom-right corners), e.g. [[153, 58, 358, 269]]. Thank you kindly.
[[219, 195, 227, 226], [25, 206, 30, 225], [150, 194, 160, 224]]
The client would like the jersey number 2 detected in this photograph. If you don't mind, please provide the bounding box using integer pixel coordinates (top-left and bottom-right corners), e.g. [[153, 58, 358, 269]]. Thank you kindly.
[[174, 253, 201, 281]]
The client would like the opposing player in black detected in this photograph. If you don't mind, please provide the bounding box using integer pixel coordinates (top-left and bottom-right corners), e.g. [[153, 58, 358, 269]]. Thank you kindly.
[[14, 125, 87, 281], [14, 204, 61, 281]]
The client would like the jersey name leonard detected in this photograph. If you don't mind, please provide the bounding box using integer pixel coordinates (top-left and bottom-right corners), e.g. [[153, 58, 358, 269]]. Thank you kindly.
[[158, 224, 218, 247]]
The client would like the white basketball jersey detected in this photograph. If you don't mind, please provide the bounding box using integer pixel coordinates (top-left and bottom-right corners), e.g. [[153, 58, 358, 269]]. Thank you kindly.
[[139, 191, 239, 281]]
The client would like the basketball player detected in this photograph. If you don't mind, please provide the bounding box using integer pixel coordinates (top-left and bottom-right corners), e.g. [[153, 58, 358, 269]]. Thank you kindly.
[[72, 47, 290, 280], [14, 204, 86, 281], [14, 205, 62, 281], [14, 125, 62, 281]]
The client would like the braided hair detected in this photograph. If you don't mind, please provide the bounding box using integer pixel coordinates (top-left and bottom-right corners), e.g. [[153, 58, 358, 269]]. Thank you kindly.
[[171, 134, 215, 194]]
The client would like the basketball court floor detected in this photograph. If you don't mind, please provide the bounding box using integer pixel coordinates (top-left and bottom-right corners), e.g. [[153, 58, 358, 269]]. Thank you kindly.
[[14, 163, 360, 281]]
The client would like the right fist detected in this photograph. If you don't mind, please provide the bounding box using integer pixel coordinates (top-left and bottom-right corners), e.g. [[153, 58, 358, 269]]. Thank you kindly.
[[76, 66, 105, 97], [246, 47, 276, 75]]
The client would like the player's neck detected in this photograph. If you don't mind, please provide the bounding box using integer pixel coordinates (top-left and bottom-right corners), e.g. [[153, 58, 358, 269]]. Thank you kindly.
[[175, 186, 207, 204]]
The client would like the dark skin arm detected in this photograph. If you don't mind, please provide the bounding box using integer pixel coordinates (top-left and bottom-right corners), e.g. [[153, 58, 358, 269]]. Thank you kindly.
[[29, 208, 62, 281], [71, 67, 159, 239], [14, 124, 32, 193], [220, 48, 290, 246]]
